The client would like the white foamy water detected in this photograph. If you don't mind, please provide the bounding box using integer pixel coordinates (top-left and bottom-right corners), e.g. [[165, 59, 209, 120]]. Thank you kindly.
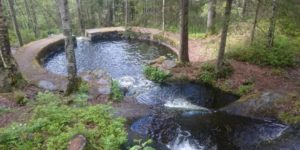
[[167, 129, 205, 150], [164, 98, 211, 111]]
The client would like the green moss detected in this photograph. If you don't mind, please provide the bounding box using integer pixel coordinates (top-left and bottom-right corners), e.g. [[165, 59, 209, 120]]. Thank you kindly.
[[110, 81, 124, 102], [143, 66, 171, 83]]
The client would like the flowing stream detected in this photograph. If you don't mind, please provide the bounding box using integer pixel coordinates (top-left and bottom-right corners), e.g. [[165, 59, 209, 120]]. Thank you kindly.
[[43, 38, 289, 150]]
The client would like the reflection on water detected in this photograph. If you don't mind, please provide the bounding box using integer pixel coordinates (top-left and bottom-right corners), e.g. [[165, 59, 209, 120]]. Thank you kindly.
[[130, 111, 288, 150], [44, 39, 175, 77]]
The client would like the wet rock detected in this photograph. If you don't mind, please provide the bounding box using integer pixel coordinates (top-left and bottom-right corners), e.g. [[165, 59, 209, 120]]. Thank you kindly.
[[80, 70, 112, 97], [148, 56, 167, 65], [161, 60, 177, 70], [68, 135, 86, 150], [38, 80, 57, 91], [117, 76, 136, 92], [221, 91, 283, 120]]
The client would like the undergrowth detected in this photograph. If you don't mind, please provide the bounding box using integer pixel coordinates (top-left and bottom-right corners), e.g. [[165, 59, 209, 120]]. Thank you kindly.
[[198, 62, 233, 85], [227, 36, 299, 68], [144, 66, 171, 83], [0, 91, 127, 150], [110, 80, 124, 102]]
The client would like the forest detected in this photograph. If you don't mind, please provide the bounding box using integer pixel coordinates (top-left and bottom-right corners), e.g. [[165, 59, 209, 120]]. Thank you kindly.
[[0, 0, 300, 149]]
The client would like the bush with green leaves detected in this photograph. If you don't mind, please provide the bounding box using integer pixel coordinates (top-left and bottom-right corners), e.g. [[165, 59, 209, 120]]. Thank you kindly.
[[198, 62, 233, 84], [129, 139, 155, 150], [237, 84, 254, 95], [0, 92, 127, 150], [227, 36, 299, 68], [13, 90, 28, 106], [111, 80, 124, 102], [144, 66, 171, 83]]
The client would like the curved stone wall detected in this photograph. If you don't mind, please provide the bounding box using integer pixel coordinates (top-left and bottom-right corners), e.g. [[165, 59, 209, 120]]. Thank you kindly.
[[14, 27, 180, 92]]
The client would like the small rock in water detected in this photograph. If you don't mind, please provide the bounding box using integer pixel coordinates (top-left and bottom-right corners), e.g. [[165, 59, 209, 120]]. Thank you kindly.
[[38, 80, 57, 91], [117, 76, 136, 90]]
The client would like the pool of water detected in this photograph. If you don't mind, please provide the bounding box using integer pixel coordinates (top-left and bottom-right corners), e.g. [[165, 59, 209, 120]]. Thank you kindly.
[[43, 38, 289, 150], [44, 39, 176, 77]]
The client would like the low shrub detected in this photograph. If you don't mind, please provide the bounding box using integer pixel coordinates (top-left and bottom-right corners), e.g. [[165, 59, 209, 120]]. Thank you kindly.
[[189, 32, 206, 39], [198, 70, 216, 84], [198, 62, 233, 84], [144, 66, 171, 83], [110, 80, 124, 102], [237, 84, 254, 95], [13, 90, 28, 106], [227, 36, 298, 68], [0, 92, 127, 150]]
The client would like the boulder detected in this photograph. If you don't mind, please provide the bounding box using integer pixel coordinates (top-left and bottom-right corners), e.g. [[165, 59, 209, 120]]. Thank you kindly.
[[117, 76, 136, 92], [80, 70, 112, 97], [161, 60, 177, 70], [68, 135, 86, 150], [38, 80, 57, 91], [221, 91, 283, 120]]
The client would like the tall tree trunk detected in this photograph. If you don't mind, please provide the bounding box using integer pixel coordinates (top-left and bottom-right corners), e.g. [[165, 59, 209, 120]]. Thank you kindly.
[[76, 0, 85, 36], [179, 0, 189, 63], [107, 0, 113, 26], [112, 0, 115, 24], [216, 0, 233, 72], [267, 0, 277, 48], [28, 0, 38, 37], [207, 0, 217, 34], [24, 0, 38, 38], [56, 0, 78, 96], [250, 0, 261, 44], [0, 0, 24, 92], [7, 0, 23, 46], [23, 0, 32, 30], [162, 0, 165, 31], [242, 0, 247, 17], [125, 0, 128, 27]]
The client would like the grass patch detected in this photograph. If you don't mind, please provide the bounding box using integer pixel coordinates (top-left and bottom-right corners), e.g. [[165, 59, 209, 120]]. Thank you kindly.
[[227, 36, 299, 68], [110, 80, 124, 102], [0, 107, 11, 115], [144, 66, 171, 83], [0, 92, 127, 150], [237, 84, 254, 95], [189, 32, 207, 39]]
